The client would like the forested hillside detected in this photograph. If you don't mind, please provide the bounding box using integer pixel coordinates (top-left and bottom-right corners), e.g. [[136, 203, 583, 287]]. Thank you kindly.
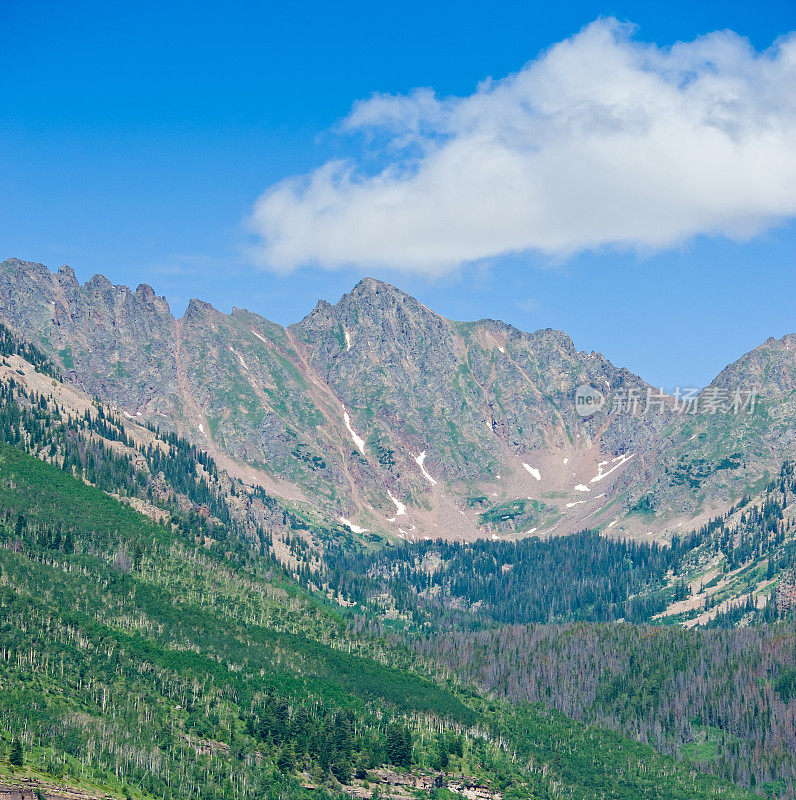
[[657, 461, 796, 626], [320, 531, 684, 627], [0, 323, 354, 565], [0, 439, 764, 800], [410, 622, 796, 798], [0, 319, 792, 800], [317, 464, 795, 630]]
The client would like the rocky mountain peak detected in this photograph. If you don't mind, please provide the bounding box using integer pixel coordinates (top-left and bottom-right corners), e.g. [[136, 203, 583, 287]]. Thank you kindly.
[[85, 273, 115, 294], [135, 283, 171, 313], [710, 332, 796, 396], [57, 264, 78, 284], [340, 276, 436, 319], [304, 298, 334, 319], [184, 297, 217, 320], [350, 275, 403, 297]]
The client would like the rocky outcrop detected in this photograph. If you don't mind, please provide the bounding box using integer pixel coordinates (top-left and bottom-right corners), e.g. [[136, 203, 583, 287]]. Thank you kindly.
[[0, 779, 120, 800]]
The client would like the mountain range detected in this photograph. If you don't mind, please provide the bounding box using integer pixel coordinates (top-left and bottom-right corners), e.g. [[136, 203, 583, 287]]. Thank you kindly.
[[0, 256, 793, 800], [1, 257, 794, 547]]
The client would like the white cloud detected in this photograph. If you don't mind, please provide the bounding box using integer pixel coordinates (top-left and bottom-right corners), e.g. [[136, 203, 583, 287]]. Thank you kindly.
[[249, 19, 796, 275]]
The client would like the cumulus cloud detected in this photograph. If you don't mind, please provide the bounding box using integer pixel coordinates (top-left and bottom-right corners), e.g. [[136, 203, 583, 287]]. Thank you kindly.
[[249, 19, 796, 275]]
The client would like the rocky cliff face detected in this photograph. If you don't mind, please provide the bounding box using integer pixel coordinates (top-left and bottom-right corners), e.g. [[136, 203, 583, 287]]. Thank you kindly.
[[0, 259, 184, 430], [1, 258, 793, 543]]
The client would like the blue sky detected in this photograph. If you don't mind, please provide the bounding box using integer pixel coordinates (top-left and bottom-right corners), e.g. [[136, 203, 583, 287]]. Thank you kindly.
[[1, 0, 794, 389]]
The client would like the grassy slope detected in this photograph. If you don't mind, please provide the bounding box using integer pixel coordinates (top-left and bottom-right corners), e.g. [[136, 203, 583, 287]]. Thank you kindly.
[[0, 441, 759, 800]]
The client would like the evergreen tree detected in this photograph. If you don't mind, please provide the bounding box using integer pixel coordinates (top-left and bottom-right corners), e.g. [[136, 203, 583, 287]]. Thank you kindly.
[[385, 724, 412, 768], [276, 741, 295, 774], [436, 736, 449, 770], [9, 738, 23, 767], [354, 751, 370, 780]]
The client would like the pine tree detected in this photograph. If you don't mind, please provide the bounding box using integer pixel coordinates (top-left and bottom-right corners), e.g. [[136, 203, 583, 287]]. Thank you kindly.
[[9, 738, 23, 767], [436, 738, 449, 770], [276, 741, 295, 774], [385, 724, 403, 766], [385, 724, 412, 768]]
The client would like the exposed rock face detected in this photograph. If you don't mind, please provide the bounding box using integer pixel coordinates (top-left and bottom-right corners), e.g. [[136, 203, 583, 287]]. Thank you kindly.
[[0, 779, 120, 799], [1, 258, 793, 542], [0, 259, 180, 418], [291, 277, 661, 488]]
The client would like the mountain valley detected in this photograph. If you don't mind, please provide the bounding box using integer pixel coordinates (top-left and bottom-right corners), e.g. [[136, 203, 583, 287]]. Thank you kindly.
[[0, 258, 793, 800]]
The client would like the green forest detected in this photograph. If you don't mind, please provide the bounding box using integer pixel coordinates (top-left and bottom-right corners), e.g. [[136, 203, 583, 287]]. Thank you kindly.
[[0, 326, 793, 800]]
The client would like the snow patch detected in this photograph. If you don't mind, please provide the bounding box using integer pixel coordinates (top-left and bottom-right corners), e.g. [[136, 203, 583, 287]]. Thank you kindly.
[[339, 517, 368, 534], [522, 463, 541, 481], [414, 450, 438, 485], [491, 534, 499, 540], [344, 330, 352, 351], [498, 345, 505, 354], [387, 490, 406, 516], [342, 409, 366, 455], [566, 500, 588, 508], [563, 458, 568, 465], [251, 330, 269, 345], [525, 527, 537, 535], [229, 347, 249, 371], [574, 484, 590, 492], [607, 518, 619, 529], [590, 453, 635, 484], [199, 423, 205, 433]]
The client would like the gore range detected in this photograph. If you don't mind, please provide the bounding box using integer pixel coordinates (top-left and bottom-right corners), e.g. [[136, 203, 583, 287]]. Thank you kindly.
[[1, 257, 794, 549], [0, 256, 794, 800]]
